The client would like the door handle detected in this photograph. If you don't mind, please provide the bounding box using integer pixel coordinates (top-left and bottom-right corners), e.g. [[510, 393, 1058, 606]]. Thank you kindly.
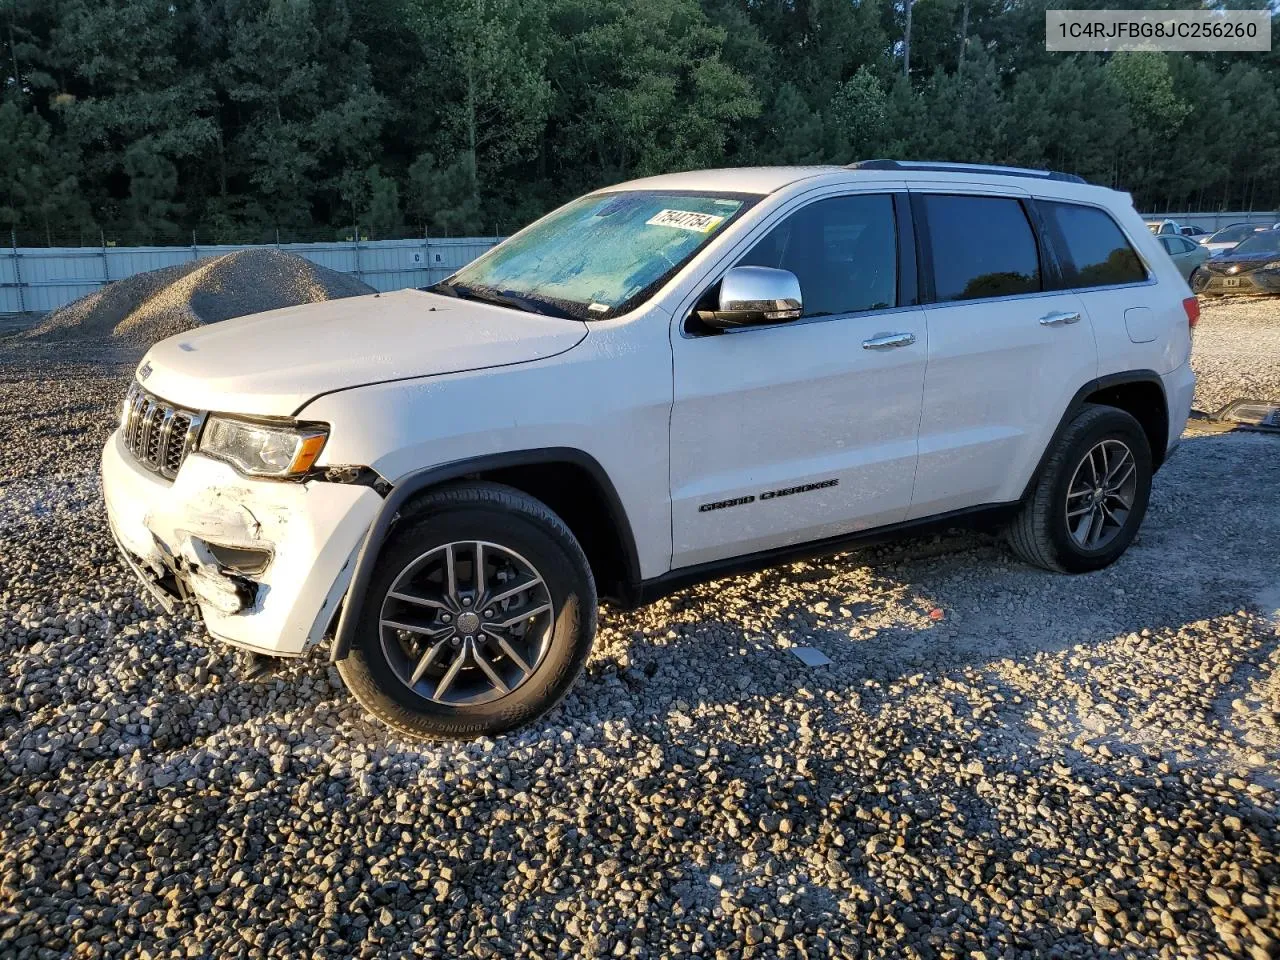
[[1039, 310, 1082, 326], [862, 332, 916, 350]]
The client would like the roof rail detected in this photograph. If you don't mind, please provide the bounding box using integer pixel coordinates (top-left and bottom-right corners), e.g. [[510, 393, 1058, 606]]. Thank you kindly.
[[848, 159, 1087, 184]]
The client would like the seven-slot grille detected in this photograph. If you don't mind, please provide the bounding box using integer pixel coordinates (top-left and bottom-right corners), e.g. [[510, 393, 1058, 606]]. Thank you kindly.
[[120, 382, 206, 479]]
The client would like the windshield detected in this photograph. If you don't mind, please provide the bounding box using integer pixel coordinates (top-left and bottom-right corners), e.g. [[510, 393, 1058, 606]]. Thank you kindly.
[[1231, 230, 1280, 256], [432, 191, 754, 320], [1212, 224, 1259, 243]]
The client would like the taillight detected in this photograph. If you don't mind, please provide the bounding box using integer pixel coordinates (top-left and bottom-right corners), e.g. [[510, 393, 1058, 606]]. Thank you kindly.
[[1182, 296, 1200, 330]]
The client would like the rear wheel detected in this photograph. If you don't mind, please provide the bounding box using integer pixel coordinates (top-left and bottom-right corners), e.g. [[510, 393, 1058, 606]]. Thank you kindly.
[[1007, 404, 1153, 573], [337, 482, 596, 740]]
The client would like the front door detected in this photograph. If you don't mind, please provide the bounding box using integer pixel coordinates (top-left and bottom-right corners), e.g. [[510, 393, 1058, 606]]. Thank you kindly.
[[669, 192, 927, 569]]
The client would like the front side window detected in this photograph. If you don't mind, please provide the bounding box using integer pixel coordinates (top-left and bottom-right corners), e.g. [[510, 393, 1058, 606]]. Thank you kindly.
[[1042, 201, 1147, 288], [435, 190, 755, 320], [735, 194, 898, 317], [921, 194, 1041, 302]]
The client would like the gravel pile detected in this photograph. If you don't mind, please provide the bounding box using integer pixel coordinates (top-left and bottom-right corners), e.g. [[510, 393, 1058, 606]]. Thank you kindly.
[[1192, 297, 1280, 414], [1, 305, 1278, 959], [27, 249, 374, 347]]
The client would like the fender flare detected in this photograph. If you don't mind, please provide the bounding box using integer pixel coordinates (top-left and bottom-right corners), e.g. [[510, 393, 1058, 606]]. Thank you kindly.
[[328, 447, 641, 662], [1019, 369, 1168, 502]]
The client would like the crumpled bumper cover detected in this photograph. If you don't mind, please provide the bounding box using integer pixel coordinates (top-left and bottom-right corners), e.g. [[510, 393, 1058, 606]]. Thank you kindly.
[[101, 430, 381, 656]]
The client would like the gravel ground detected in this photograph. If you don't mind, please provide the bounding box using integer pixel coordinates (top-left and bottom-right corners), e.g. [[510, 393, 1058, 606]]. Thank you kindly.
[[1192, 297, 1280, 414], [2, 302, 1279, 959]]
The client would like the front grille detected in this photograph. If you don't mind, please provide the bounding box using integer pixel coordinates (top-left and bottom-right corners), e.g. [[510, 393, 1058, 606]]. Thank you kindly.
[[1207, 261, 1261, 276], [119, 382, 206, 480], [1202, 274, 1261, 294]]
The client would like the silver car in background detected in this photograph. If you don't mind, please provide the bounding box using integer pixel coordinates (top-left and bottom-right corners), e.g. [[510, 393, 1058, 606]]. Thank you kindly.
[[1157, 234, 1210, 282]]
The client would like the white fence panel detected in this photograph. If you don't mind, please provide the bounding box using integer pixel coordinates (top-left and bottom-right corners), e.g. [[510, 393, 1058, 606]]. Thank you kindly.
[[1, 236, 505, 315], [6, 210, 1278, 315], [1142, 210, 1278, 232], [0, 250, 17, 313]]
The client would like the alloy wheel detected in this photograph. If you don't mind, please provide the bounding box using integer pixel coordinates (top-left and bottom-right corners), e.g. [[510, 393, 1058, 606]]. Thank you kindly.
[[1064, 439, 1138, 550], [379, 541, 554, 705]]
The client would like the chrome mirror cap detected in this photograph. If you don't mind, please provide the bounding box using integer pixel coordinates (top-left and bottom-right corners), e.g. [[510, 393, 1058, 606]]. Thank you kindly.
[[712, 266, 803, 327]]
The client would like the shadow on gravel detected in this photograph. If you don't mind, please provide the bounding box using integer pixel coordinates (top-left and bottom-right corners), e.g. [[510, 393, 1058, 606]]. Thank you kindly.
[[579, 431, 1280, 723]]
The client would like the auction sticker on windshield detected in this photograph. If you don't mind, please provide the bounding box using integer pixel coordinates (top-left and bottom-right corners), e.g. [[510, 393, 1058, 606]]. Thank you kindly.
[[646, 209, 727, 233]]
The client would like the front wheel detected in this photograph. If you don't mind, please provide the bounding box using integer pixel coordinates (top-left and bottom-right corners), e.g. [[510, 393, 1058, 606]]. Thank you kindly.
[[337, 482, 597, 740], [1007, 404, 1153, 573]]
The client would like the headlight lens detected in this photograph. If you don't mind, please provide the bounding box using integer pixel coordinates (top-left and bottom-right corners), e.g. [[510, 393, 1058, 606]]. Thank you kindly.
[[198, 416, 328, 478], [1262, 261, 1280, 271]]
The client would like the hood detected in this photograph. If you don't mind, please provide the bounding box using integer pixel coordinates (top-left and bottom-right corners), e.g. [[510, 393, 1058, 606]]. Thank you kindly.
[[1205, 250, 1280, 274], [137, 289, 589, 416]]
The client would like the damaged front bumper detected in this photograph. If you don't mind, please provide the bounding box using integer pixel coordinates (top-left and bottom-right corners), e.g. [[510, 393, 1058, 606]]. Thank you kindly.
[[1193, 267, 1280, 296], [101, 429, 382, 656]]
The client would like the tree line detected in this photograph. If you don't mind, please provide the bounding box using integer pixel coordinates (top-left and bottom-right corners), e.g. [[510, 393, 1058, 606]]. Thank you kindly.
[[3, 0, 1278, 246]]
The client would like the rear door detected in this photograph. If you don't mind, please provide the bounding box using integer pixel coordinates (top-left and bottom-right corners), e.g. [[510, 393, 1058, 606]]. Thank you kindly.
[[1159, 234, 1197, 280], [907, 187, 1097, 518], [1038, 198, 1188, 379]]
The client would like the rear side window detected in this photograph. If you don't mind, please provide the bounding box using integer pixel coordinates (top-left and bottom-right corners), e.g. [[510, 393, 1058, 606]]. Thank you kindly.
[[1042, 201, 1147, 288], [737, 194, 898, 317], [919, 195, 1041, 302]]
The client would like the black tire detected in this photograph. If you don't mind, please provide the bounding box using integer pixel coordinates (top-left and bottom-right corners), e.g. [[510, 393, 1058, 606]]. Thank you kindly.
[[1007, 403, 1153, 573], [337, 482, 597, 740]]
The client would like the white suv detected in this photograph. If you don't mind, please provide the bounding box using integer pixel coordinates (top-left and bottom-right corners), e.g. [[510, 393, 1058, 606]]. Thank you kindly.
[[102, 161, 1198, 739]]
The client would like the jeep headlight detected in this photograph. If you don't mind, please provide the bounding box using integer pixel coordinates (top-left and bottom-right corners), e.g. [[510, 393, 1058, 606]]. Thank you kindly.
[[1262, 261, 1280, 271], [198, 416, 328, 478]]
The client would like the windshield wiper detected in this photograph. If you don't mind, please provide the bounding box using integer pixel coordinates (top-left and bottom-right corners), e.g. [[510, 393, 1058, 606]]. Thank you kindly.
[[427, 281, 572, 320]]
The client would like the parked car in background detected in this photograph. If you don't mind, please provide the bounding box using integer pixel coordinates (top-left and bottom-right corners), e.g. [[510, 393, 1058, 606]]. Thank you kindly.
[[1145, 219, 1183, 236], [1158, 234, 1210, 281], [1200, 222, 1269, 255], [1179, 225, 1209, 238], [1191, 229, 1280, 297]]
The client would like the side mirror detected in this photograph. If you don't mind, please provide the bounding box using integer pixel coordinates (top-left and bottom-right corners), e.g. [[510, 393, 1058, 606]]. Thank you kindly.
[[698, 266, 802, 330]]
